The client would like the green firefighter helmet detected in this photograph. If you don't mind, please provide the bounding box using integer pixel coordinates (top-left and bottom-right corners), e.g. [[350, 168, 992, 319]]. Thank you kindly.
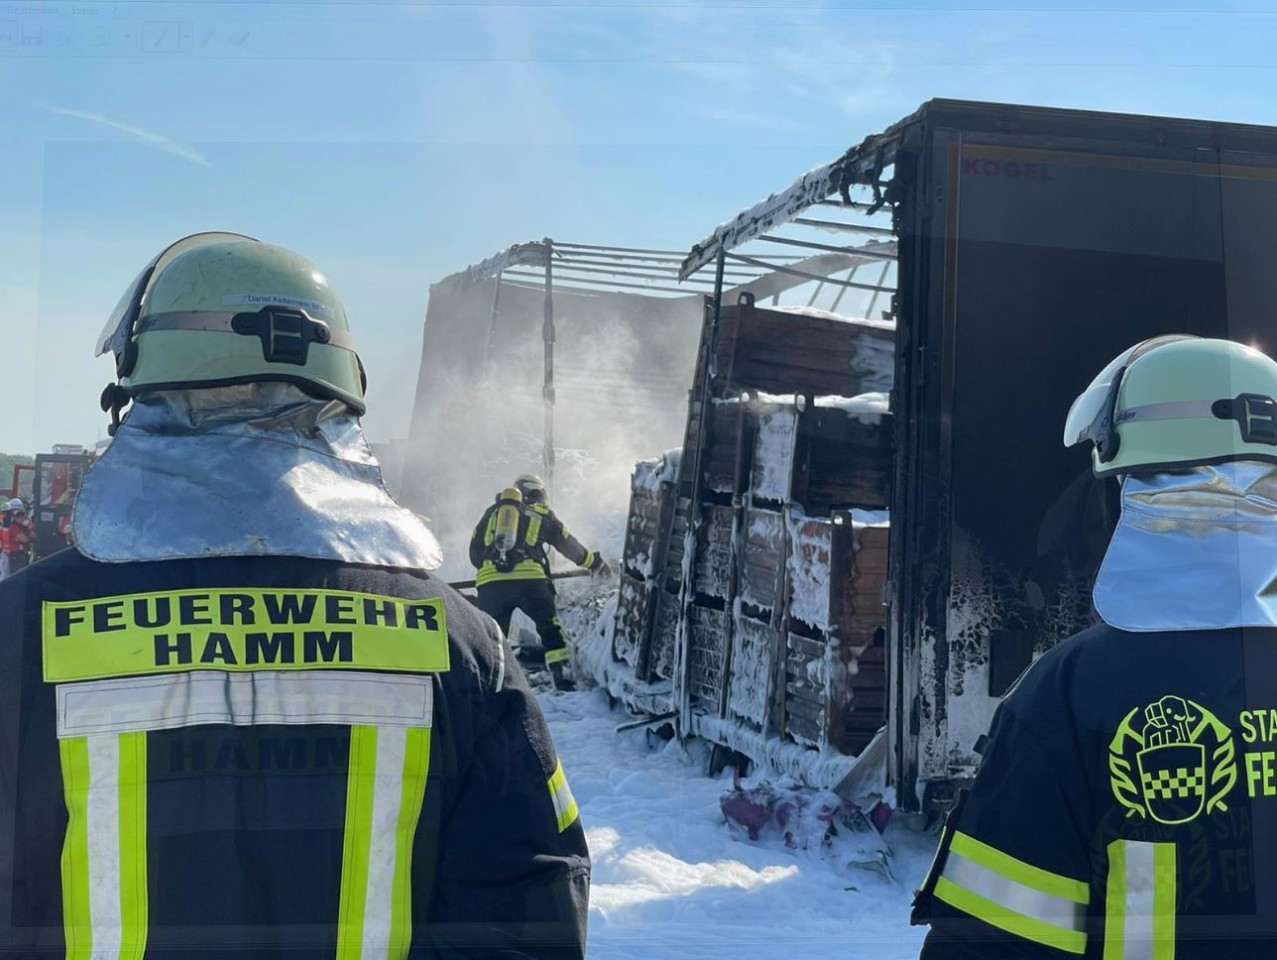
[[1064, 335, 1277, 477], [96, 232, 365, 416]]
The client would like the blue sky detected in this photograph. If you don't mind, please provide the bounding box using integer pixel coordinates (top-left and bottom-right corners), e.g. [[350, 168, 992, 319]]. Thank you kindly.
[[5, 0, 1277, 452]]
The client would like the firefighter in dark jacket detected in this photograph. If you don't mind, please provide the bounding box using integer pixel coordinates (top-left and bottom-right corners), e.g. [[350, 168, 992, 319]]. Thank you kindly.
[[469, 476, 609, 691], [0, 232, 589, 959], [914, 335, 1277, 959]]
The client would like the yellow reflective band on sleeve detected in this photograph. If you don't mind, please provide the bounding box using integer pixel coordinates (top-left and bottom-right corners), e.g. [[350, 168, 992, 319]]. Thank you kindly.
[[544, 646, 571, 666], [950, 832, 1090, 904], [548, 759, 579, 833], [1104, 840, 1177, 960], [933, 831, 1089, 955], [42, 589, 449, 682], [338, 725, 433, 960], [60, 732, 149, 960]]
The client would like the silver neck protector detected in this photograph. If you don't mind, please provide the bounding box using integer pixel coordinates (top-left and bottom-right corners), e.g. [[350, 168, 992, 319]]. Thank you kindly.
[[72, 384, 442, 570], [1093, 461, 1277, 631]]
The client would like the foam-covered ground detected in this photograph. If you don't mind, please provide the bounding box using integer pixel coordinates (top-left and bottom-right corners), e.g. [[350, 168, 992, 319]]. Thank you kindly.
[[540, 688, 937, 959]]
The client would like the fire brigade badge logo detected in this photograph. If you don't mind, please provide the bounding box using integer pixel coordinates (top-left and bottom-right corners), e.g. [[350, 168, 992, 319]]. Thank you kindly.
[[1109, 695, 1237, 825]]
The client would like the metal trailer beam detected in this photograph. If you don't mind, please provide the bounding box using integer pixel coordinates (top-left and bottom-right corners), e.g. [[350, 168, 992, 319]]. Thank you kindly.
[[726, 253, 894, 294], [503, 270, 698, 297], [790, 217, 895, 237], [814, 199, 883, 212], [482, 270, 505, 369], [539, 261, 724, 286], [553, 241, 812, 262], [440, 240, 550, 289], [542, 238, 555, 495], [679, 106, 914, 279], [758, 235, 898, 261], [551, 255, 763, 282]]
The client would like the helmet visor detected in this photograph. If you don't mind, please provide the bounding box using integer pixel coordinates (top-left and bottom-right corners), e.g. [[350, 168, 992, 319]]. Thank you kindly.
[[95, 232, 258, 358], [1063, 335, 1201, 449], [1063, 347, 1138, 448]]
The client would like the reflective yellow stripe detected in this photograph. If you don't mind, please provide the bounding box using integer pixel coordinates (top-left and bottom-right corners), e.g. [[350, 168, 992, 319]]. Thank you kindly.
[[60, 738, 92, 960], [1152, 844, 1176, 960], [1104, 840, 1177, 960], [483, 512, 497, 547], [475, 560, 547, 585], [934, 831, 1089, 955], [935, 876, 1087, 954], [59, 733, 149, 960], [548, 760, 579, 833], [388, 728, 431, 959], [338, 726, 378, 960], [339, 725, 432, 960], [525, 513, 542, 546], [118, 732, 149, 960], [544, 646, 571, 665], [950, 831, 1090, 904]]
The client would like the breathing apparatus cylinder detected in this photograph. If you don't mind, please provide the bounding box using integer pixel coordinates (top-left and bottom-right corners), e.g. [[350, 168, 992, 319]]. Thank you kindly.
[[493, 486, 524, 570]]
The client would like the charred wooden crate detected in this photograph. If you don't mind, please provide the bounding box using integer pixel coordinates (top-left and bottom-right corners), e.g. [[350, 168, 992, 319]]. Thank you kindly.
[[781, 512, 891, 755], [703, 402, 745, 494], [712, 297, 895, 400], [742, 398, 891, 519], [833, 516, 891, 756], [686, 603, 731, 716], [750, 407, 798, 505], [613, 574, 649, 670], [612, 455, 677, 678], [739, 508, 785, 612], [692, 504, 734, 600], [660, 497, 692, 592], [649, 587, 681, 681], [727, 615, 776, 730], [795, 401, 892, 514]]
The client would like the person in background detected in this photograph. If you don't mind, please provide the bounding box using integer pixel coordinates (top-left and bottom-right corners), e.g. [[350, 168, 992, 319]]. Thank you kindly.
[[914, 335, 1277, 959], [1, 497, 33, 575], [0, 233, 589, 958], [0, 499, 12, 581], [469, 474, 610, 691]]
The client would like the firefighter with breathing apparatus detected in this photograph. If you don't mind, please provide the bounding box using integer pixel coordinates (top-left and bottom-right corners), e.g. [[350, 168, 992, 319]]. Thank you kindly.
[[0, 232, 589, 958], [914, 335, 1277, 959], [469, 474, 610, 692]]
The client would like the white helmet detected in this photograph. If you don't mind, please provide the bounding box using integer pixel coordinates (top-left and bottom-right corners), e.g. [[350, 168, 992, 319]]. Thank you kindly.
[[6, 498, 24, 512]]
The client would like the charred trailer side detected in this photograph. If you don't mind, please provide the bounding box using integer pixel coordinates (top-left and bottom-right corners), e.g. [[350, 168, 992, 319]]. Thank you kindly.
[[888, 100, 1277, 812], [679, 98, 1277, 815]]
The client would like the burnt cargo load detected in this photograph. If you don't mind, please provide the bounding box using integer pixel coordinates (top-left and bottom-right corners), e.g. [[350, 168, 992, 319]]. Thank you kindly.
[[676, 99, 1277, 812], [600, 291, 895, 787]]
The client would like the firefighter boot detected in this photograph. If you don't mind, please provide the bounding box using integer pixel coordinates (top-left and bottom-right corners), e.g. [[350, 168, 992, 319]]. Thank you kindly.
[[548, 661, 576, 692]]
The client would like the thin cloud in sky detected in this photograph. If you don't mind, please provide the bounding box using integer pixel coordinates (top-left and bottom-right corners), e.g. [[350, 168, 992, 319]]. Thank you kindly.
[[39, 104, 212, 168]]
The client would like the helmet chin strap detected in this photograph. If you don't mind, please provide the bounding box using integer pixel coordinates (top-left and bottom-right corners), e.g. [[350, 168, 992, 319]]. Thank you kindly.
[[99, 382, 130, 437]]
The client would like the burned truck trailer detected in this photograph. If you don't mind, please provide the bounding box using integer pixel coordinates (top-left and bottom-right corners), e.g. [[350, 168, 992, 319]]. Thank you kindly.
[[672, 99, 1277, 813]]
